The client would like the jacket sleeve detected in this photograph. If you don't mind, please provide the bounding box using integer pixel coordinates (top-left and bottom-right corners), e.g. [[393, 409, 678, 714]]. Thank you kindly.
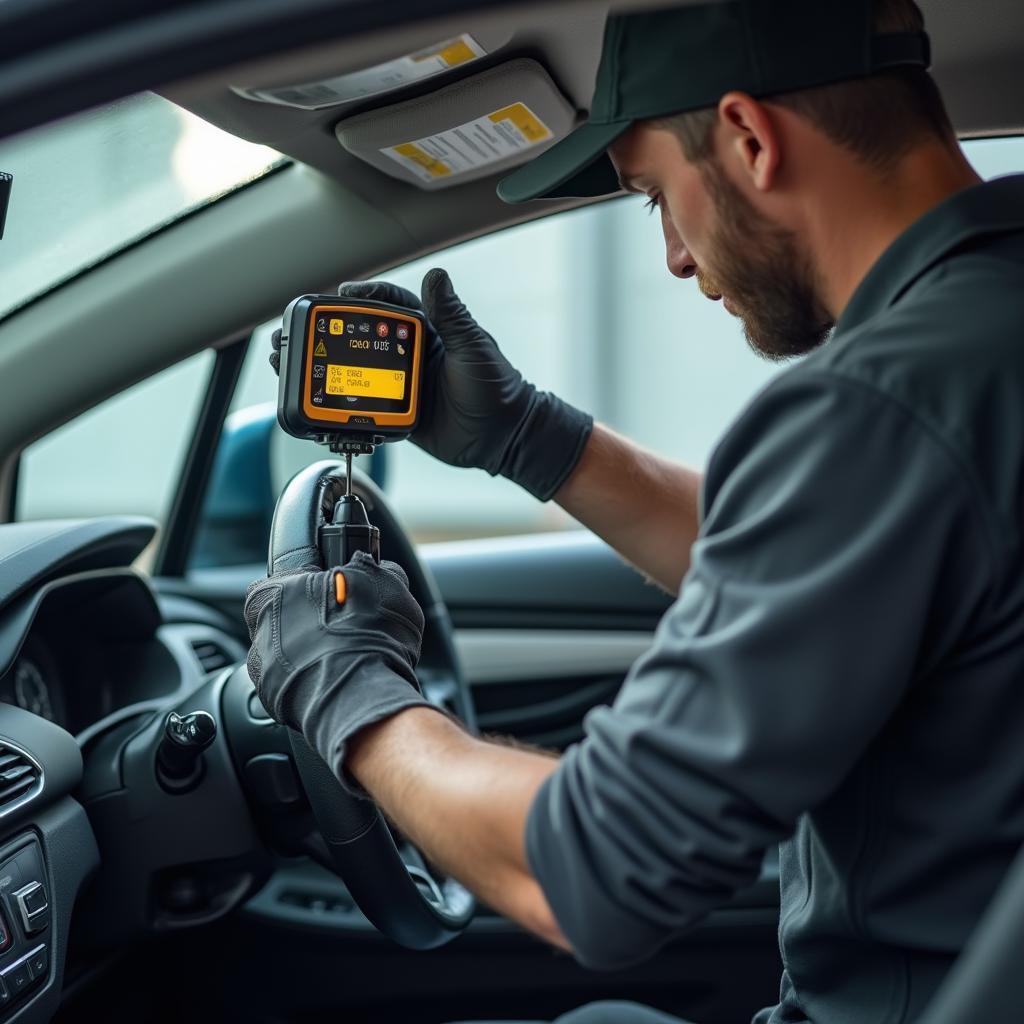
[[525, 370, 993, 969]]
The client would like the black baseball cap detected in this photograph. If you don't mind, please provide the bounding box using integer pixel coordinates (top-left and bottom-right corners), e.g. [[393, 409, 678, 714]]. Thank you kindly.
[[497, 0, 931, 204]]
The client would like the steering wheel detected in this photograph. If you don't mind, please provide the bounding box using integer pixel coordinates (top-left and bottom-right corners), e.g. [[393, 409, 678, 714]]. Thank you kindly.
[[261, 459, 475, 949]]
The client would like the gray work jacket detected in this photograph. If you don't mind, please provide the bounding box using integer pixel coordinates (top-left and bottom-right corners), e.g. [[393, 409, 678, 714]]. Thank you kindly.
[[526, 175, 1024, 1024]]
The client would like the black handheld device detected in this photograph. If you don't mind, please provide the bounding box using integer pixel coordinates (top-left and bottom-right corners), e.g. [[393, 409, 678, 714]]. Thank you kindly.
[[277, 295, 425, 454], [275, 294, 427, 566]]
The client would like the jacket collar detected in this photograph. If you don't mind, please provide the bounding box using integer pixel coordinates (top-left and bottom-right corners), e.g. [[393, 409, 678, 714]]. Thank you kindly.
[[838, 174, 1024, 333]]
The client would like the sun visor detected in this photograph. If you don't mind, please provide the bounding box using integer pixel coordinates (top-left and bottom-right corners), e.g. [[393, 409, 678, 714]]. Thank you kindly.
[[336, 59, 577, 191], [232, 31, 512, 110]]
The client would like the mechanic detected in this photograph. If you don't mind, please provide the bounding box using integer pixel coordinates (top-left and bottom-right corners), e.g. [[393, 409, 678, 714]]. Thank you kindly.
[[245, 1, 1024, 1021]]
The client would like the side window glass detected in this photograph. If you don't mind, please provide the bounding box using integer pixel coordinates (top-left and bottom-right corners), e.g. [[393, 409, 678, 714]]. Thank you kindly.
[[963, 136, 1024, 178], [16, 352, 214, 543]]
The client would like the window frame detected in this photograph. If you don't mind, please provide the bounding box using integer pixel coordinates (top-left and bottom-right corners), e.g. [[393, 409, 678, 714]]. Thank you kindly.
[[155, 336, 249, 576]]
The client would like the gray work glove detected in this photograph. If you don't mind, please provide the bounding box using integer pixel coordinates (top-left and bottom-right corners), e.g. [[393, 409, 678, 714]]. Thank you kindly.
[[243, 552, 431, 793], [330, 270, 594, 501]]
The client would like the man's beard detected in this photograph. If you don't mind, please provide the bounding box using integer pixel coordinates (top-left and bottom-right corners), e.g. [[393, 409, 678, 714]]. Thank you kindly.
[[695, 162, 833, 361]]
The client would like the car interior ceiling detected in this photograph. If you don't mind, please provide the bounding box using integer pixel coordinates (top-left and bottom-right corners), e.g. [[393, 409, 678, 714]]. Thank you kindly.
[[2, 0, 1024, 515]]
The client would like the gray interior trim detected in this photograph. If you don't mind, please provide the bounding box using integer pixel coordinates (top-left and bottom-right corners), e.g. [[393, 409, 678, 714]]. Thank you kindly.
[[455, 628, 652, 684]]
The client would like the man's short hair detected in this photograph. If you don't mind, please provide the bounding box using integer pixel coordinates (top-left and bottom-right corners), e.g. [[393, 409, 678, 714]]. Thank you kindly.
[[658, 0, 954, 171]]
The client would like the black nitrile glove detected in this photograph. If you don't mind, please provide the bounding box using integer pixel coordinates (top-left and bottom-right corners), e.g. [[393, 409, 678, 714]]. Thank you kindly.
[[332, 271, 594, 501], [243, 552, 432, 793]]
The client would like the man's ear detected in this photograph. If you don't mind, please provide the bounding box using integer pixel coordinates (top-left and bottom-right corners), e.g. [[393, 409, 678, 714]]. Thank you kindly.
[[715, 91, 781, 192]]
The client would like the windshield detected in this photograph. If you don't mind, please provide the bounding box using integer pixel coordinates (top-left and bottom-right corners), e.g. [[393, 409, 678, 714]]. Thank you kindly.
[[0, 93, 282, 320]]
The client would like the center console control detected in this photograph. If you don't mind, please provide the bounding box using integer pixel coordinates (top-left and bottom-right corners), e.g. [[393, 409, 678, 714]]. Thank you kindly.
[[0, 836, 50, 1012], [12, 883, 46, 936]]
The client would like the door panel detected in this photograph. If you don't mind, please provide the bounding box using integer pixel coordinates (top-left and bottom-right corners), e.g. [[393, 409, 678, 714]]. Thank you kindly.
[[473, 669, 626, 750], [457, 627, 651, 748], [456, 628, 654, 684], [423, 531, 673, 630]]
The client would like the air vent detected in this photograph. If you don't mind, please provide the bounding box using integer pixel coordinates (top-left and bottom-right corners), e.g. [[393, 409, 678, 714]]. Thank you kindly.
[[0, 744, 41, 811], [190, 639, 233, 676]]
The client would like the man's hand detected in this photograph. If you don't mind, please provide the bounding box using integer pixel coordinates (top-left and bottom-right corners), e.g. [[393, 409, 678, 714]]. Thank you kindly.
[[334, 271, 593, 502], [243, 552, 435, 791], [244, 554, 569, 952]]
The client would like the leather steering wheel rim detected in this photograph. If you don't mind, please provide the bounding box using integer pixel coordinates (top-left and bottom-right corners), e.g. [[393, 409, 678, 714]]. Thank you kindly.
[[267, 459, 475, 949]]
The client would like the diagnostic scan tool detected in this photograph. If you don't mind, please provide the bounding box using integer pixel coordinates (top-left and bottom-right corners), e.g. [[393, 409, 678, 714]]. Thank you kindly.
[[277, 295, 425, 451], [275, 294, 426, 567]]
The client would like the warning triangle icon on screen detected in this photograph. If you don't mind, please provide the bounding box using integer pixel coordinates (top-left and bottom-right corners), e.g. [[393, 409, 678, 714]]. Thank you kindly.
[[314, 340, 327, 357]]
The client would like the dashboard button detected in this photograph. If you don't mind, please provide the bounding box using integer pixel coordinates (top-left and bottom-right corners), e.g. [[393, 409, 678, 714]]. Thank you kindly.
[[21, 885, 46, 916], [26, 945, 47, 982], [0, 907, 11, 951], [0, 976, 8, 1005], [2, 962, 29, 998], [12, 882, 47, 934]]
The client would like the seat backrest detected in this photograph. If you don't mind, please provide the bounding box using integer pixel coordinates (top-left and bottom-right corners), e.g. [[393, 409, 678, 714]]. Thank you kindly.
[[918, 840, 1024, 1023]]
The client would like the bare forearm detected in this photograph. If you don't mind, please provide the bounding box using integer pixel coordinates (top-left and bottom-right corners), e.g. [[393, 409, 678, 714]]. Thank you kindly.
[[556, 422, 702, 592], [347, 707, 568, 949]]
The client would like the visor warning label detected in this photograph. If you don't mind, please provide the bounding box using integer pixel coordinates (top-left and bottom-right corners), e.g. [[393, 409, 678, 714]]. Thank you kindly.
[[233, 34, 486, 110], [382, 102, 552, 184]]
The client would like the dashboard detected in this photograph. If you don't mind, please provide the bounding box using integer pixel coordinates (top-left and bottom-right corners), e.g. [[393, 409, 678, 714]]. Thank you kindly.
[[0, 575, 243, 739], [0, 517, 251, 1024]]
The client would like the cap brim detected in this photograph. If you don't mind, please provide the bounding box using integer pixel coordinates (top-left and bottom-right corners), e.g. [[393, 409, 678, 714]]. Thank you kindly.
[[497, 120, 631, 204]]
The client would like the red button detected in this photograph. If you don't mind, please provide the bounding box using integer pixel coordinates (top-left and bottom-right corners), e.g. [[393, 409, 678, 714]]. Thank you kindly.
[[376, 322, 389, 338]]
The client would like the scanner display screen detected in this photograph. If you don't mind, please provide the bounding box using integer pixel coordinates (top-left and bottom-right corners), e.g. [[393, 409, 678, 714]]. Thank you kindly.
[[307, 309, 415, 415], [326, 364, 406, 400]]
